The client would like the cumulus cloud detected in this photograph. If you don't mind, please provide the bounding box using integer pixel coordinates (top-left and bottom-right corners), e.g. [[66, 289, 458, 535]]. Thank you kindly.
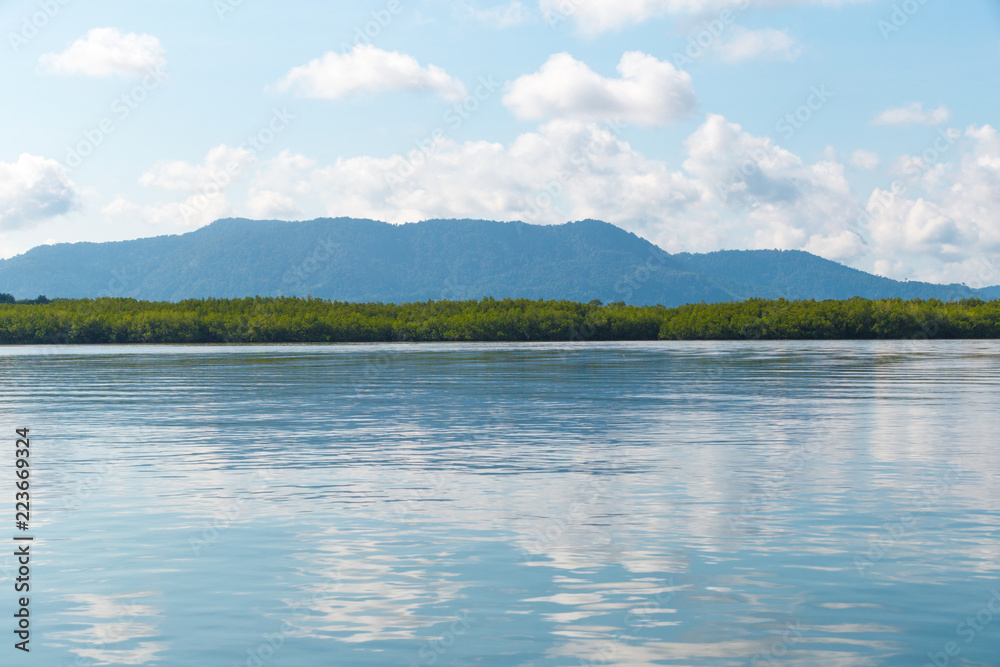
[[851, 149, 881, 170], [302, 120, 707, 236], [683, 113, 866, 259], [247, 190, 301, 220], [114, 121, 713, 247], [103, 193, 231, 229], [863, 124, 1000, 283], [39, 28, 166, 77], [540, 0, 683, 34], [239, 115, 867, 258], [503, 52, 695, 127], [138, 145, 256, 192], [275, 45, 467, 101], [867, 196, 970, 261], [106, 117, 1000, 286], [716, 27, 802, 63], [105, 145, 258, 229], [539, 0, 875, 34], [458, 1, 528, 28], [873, 102, 951, 126], [0, 155, 79, 230]]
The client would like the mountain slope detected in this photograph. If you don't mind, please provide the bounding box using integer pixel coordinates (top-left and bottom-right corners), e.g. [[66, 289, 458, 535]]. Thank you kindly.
[[676, 249, 980, 301], [0, 217, 991, 306]]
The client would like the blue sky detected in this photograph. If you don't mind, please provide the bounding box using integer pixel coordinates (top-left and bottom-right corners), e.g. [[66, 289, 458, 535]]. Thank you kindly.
[[1, 0, 998, 284]]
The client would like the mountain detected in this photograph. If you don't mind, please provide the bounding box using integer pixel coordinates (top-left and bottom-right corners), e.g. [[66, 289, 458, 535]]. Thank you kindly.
[[0, 217, 992, 306], [672, 249, 987, 302]]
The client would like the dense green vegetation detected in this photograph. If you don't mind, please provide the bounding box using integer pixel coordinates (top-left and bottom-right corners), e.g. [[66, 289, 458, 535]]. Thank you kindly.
[[0, 296, 998, 344], [0, 293, 50, 305]]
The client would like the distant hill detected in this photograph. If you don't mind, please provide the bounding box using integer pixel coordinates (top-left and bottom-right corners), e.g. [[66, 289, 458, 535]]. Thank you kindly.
[[672, 249, 985, 302], [0, 218, 992, 306]]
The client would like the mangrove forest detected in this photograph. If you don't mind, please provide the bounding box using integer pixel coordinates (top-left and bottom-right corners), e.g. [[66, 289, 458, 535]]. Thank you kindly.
[[0, 295, 997, 344]]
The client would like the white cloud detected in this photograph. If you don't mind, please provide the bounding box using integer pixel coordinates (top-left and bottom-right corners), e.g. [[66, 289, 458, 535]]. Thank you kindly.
[[244, 151, 316, 220], [183, 120, 714, 250], [0, 155, 79, 230], [503, 52, 695, 127], [103, 193, 231, 230], [247, 190, 301, 220], [867, 196, 970, 262], [873, 258, 911, 280], [873, 102, 951, 126], [851, 149, 881, 170], [105, 145, 258, 229], [239, 114, 865, 259], [864, 125, 1000, 283], [683, 114, 866, 259], [39, 28, 165, 77], [304, 120, 706, 233], [106, 118, 1000, 287], [458, 1, 528, 28], [275, 45, 467, 101], [138, 145, 256, 192], [539, 0, 875, 34], [540, 0, 680, 34], [716, 27, 801, 63]]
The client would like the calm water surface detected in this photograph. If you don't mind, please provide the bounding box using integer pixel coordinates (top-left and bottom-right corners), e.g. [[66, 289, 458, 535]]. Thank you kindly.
[[1, 341, 998, 666]]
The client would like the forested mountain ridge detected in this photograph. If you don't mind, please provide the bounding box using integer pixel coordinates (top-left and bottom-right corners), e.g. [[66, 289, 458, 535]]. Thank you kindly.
[[0, 217, 992, 306]]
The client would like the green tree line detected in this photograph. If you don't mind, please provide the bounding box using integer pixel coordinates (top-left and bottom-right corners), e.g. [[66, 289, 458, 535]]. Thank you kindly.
[[0, 296, 997, 344]]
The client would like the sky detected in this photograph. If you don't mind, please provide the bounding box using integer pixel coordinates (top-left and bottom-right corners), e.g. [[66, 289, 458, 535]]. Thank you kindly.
[[1, 0, 999, 285]]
